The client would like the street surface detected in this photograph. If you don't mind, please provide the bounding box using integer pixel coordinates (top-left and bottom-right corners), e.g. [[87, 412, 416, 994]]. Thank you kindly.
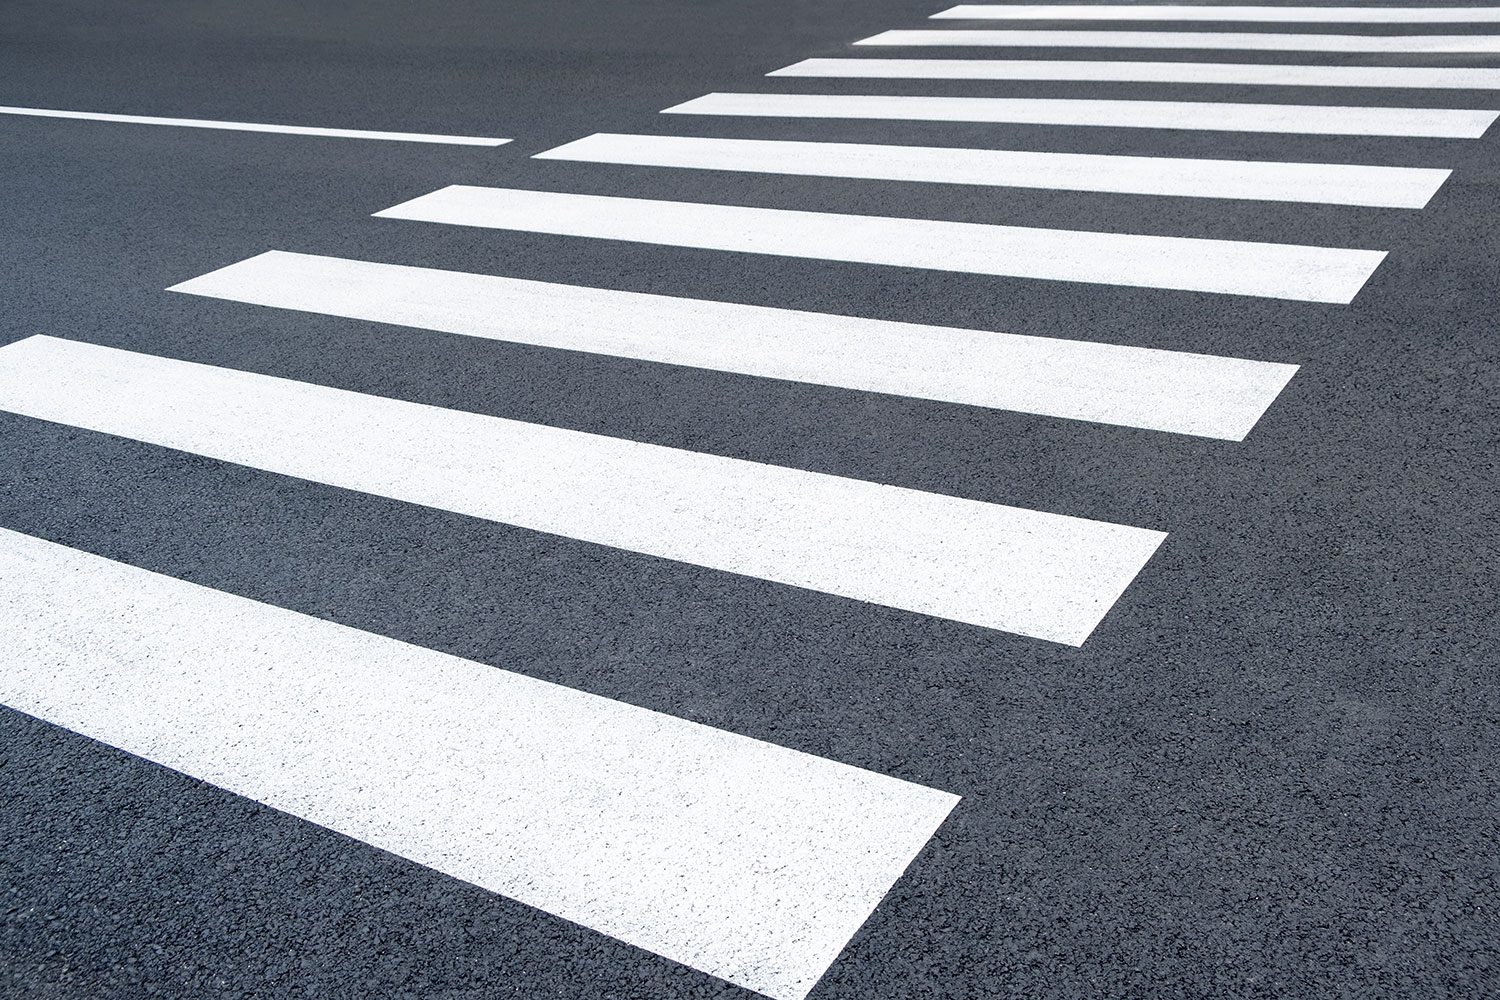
[[1, 2, 1496, 997]]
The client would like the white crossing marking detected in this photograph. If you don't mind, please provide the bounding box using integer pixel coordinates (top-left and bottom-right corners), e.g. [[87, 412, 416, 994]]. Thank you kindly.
[[933, 5, 1500, 22], [373, 185, 1385, 303], [770, 58, 1500, 90], [0, 336, 1167, 644], [536, 131, 1450, 208], [856, 29, 1500, 52], [0, 527, 959, 1000], [169, 250, 1298, 440], [663, 92, 1496, 138], [0, 105, 511, 145]]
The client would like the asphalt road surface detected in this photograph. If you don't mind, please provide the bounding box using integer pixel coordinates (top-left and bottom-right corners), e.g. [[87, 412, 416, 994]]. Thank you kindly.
[[2, 2, 1497, 997]]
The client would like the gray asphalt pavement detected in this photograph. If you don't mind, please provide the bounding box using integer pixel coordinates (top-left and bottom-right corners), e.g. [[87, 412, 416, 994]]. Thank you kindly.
[[1, 1, 1497, 997]]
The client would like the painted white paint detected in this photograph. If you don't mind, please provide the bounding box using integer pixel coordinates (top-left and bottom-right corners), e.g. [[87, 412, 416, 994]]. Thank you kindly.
[[170, 250, 1299, 439], [536, 131, 1449, 208], [856, 28, 1500, 52], [0, 336, 1168, 644], [933, 5, 1500, 22], [0, 105, 510, 145], [663, 92, 1496, 138], [373, 185, 1386, 303], [0, 527, 959, 1000], [769, 58, 1500, 90]]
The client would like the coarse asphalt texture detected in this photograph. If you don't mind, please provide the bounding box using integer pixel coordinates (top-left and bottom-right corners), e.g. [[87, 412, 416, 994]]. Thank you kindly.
[[1, 1, 1496, 997]]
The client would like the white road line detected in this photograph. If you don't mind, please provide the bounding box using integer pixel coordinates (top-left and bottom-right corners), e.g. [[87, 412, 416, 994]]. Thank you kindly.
[[0, 527, 959, 1000], [933, 5, 1500, 23], [170, 250, 1298, 440], [535, 131, 1449, 208], [769, 58, 1500, 90], [856, 29, 1500, 52], [0, 336, 1168, 644], [0, 105, 510, 145], [373, 185, 1385, 303], [663, 92, 1496, 138]]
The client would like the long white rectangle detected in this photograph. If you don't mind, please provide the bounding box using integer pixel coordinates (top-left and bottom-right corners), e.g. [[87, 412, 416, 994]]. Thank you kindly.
[[769, 57, 1500, 90], [0, 105, 510, 145], [934, 5, 1500, 22], [373, 185, 1384, 303], [856, 29, 1500, 52], [536, 131, 1449, 208], [169, 250, 1298, 440], [0, 527, 959, 1000], [0, 336, 1167, 644], [663, 92, 1495, 138]]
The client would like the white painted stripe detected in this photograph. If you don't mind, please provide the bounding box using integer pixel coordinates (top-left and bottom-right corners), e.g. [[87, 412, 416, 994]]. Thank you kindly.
[[769, 57, 1500, 90], [934, 5, 1500, 23], [373, 185, 1385, 303], [0, 336, 1168, 644], [169, 250, 1298, 440], [856, 29, 1500, 52], [664, 92, 1495, 138], [535, 131, 1449, 208], [0, 527, 959, 1000], [0, 105, 510, 145]]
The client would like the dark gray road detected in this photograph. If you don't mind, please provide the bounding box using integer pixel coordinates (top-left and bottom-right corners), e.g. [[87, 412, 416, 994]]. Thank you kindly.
[[1, 1, 1496, 997]]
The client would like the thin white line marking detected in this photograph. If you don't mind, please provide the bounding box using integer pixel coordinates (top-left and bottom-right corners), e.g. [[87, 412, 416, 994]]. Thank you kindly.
[[0, 336, 1167, 644], [0, 105, 511, 145], [856, 29, 1500, 52], [373, 185, 1386, 303], [769, 58, 1500, 90], [536, 131, 1449, 208], [664, 92, 1495, 138], [0, 527, 959, 1000], [170, 250, 1299, 440], [933, 5, 1500, 23]]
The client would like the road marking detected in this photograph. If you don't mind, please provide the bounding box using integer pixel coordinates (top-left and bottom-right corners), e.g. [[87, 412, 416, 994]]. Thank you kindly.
[[933, 5, 1500, 22], [0, 527, 959, 1000], [0, 336, 1167, 644], [0, 105, 511, 145], [856, 29, 1500, 52], [374, 185, 1385, 303], [769, 58, 1500, 90], [536, 131, 1450, 208], [170, 250, 1298, 440], [663, 92, 1496, 138]]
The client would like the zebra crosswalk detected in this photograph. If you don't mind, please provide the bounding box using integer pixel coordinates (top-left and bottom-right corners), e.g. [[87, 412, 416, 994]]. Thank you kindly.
[[4, 3, 1495, 998]]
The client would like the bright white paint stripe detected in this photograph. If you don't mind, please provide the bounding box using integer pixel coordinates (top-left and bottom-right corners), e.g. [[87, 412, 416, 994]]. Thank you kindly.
[[535, 131, 1449, 208], [769, 57, 1500, 90], [373, 185, 1385, 303], [169, 250, 1298, 439], [0, 105, 510, 145], [0, 336, 1167, 644], [664, 92, 1495, 138], [856, 29, 1500, 52], [0, 527, 959, 1000], [934, 5, 1500, 23]]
